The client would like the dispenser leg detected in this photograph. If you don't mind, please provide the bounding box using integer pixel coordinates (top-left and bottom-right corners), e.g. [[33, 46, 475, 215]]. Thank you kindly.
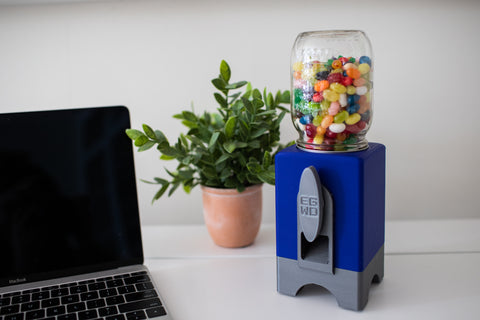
[[277, 246, 384, 311]]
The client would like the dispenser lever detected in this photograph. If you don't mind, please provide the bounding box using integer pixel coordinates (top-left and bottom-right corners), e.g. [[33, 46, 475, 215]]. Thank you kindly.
[[297, 166, 324, 242]]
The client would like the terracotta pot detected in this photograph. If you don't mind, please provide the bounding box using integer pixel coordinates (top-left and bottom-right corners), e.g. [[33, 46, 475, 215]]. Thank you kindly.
[[201, 184, 262, 248]]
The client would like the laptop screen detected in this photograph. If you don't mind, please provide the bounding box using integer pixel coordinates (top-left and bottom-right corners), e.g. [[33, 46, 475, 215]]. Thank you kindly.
[[0, 106, 143, 288]]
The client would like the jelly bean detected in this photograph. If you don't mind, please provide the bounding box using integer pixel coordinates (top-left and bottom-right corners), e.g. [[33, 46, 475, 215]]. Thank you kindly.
[[294, 88, 303, 103], [302, 68, 316, 81], [346, 121, 367, 134], [330, 83, 347, 94], [315, 70, 330, 80], [312, 115, 323, 126], [316, 126, 326, 135], [347, 103, 360, 114], [332, 60, 342, 69], [311, 61, 322, 73], [353, 78, 366, 87], [323, 137, 336, 145], [312, 92, 323, 102], [346, 85, 356, 95], [357, 120, 367, 130], [320, 100, 330, 112], [343, 135, 357, 144], [329, 123, 346, 133], [294, 79, 306, 89], [293, 61, 303, 72], [339, 93, 348, 107], [327, 72, 343, 83], [348, 94, 360, 105], [355, 86, 368, 96], [346, 113, 361, 125], [325, 129, 337, 139], [292, 54, 373, 149], [321, 115, 334, 128], [360, 110, 371, 122], [358, 63, 370, 75], [314, 80, 330, 92], [358, 99, 370, 114], [322, 89, 339, 102], [313, 135, 324, 144], [328, 101, 340, 115], [342, 76, 353, 86], [308, 102, 320, 111], [334, 110, 349, 123], [305, 123, 317, 138], [300, 114, 313, 124], [337, 132, 348, 141], [359, 56, 371, 66], [346, 68, 361, 79]]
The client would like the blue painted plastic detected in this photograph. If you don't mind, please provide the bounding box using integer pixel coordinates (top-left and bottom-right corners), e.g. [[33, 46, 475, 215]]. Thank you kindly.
[[275, 143, 386, 272]]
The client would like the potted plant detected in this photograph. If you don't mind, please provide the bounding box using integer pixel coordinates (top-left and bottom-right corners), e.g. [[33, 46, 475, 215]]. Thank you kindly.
[[126, 60, 292, 248]]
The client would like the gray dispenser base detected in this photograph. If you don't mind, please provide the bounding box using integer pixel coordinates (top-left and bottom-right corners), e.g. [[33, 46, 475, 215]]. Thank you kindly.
[[277, 245, 384, 311]]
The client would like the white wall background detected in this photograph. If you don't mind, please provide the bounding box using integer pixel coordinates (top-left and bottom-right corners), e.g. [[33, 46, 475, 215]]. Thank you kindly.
[[1, 0, 479, 225]]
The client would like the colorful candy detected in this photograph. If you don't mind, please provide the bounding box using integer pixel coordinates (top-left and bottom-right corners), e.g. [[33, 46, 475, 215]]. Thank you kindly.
[[292, 55, 373, 150]]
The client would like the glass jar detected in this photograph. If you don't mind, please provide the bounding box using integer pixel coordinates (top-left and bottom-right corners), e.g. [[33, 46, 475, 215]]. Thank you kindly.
[[291, 30, 373, 152]]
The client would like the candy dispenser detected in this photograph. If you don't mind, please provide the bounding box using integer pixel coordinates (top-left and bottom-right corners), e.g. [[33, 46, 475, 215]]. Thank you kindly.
[[275, 30, 386, 311], [291, 30, 373, 152]]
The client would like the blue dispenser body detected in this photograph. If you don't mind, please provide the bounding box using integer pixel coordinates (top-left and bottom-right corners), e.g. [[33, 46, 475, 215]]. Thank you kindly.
[[275, 143, 386, 310]]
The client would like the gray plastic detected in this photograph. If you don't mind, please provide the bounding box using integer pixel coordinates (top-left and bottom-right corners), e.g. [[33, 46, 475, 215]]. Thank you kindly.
[[277, 165, 383, 311], [277, 246, 384, 311], [297, 166, 334, 274]]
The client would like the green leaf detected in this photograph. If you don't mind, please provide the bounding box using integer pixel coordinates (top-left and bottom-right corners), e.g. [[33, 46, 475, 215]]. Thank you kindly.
[[258, 170, 275, 185], [220, 60, 231, 83], [214, 93, 228, 108], [182, 111, 197, 122], [138, 140, 156, 151], [250, 128, 267, 139], [209, 131, 220, 149], [154, 177, 169, 185], [252, 89, 262, 100], [125, 129, 144, 140], [215, 153, 230, 165], [281, 90, 291, 104], [142, 124, 156, 139], [154, 130, 167, 144], [134, 135, 149, 147], [219, 168, 232, 180], [224, 116, 236, 139], [223, 141, 236, 153], [152, 184, 169, 203], [246, 162, 262, 174], [225, 81, 248, 90], [160, 154, 175, 160], [212, 78, 227, 91], [202, 167, 218, 179], [223, 141, 248, 153], [168, 183, 180, 197], [263, 151, 272, 168], [267, 92, 274, 109], [248, 140, 260, 148]]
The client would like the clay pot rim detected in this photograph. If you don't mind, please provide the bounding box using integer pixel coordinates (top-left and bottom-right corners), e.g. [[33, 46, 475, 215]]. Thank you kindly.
[[200, 184, 263, 196]]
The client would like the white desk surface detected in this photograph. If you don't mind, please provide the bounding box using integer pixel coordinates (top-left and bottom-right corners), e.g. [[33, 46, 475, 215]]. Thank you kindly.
[[141, 220, 480, 320]]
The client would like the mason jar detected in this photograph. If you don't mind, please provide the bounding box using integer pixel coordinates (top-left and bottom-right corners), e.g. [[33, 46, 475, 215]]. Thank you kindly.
[[291, 30, 373, 152]]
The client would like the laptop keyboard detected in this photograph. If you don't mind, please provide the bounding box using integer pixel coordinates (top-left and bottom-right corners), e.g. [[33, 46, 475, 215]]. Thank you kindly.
[[0, 271, 167, 320]]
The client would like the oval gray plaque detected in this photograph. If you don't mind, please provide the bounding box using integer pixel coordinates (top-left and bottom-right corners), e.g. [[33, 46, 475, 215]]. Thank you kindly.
[[297, 166, 324, 242]]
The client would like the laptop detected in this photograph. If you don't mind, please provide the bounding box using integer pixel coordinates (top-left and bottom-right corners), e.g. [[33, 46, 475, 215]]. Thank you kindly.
[[0, 106, 173, 320]]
